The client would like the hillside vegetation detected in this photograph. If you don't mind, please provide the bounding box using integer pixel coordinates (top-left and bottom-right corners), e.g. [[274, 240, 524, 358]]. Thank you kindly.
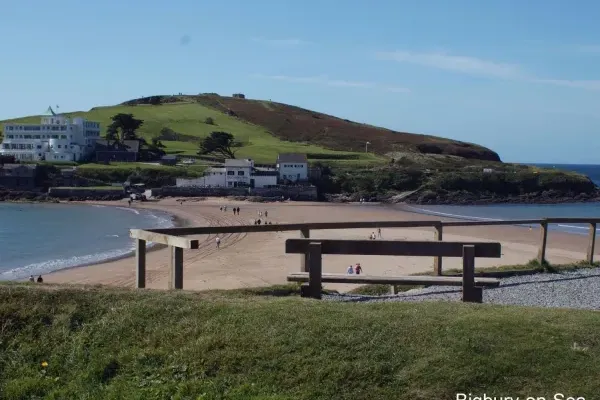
[[1, 284, 600, 399], [124, 94, 501, 161]]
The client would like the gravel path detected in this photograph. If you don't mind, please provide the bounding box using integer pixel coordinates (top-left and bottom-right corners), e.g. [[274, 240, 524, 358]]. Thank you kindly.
[[324, 268, 600, 310]]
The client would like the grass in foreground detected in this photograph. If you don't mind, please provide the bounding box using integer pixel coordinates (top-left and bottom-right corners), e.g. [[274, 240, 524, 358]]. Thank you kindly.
[[1, 284, 600, 399]]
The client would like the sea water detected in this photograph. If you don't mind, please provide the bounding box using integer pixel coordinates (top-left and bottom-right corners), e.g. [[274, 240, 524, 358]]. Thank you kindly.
[[0, 203, 174, 280], [404, 164, 600, 236]]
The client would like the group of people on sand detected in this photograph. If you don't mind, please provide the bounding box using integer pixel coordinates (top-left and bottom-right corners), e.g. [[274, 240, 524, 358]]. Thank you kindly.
[[29, 275, 44, 283], [369, 228, 383, 240], [347, 263, 363, 275]]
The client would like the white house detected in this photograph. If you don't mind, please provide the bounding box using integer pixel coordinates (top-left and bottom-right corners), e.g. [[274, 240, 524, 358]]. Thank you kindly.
[[0, 106, 101, 162], [276, 153, 308, 182], [176, 158, 278, 188]]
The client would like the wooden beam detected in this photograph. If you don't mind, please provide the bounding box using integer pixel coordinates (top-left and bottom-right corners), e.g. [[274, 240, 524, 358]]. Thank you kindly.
[[300, 228, 310, 273], [136, 218, 600, 239], [287, 273, 500, 287], [285, 239, 502, 258], [136, 239, 146, 289], [587, 223, 597, 264], [307, 242, 322, 300], [147, 220, 440, 236], [433, 224, 443, 275], [537, 221, 548, 264], [461, 245, 482, 303], [443, 219, 544, 227], [130, 229, 199, 249], [170, 246, 184, 290]]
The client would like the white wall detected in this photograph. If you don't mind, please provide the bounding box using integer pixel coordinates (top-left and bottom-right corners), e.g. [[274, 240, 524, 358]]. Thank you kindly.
[[278, 163, 308, 181], [252, 175, 278, 188], [225, 166, 252, 187]]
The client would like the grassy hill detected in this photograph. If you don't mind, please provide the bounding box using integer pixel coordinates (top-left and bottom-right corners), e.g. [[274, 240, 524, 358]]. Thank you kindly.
[[0, 94, 499, 165], [1, 283, 600, 399]]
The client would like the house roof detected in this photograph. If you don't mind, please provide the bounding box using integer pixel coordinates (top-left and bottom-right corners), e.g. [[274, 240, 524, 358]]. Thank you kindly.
[[277, 153, 308, 163], [42, 106, 57, 116], [225, 159, 253, 167]]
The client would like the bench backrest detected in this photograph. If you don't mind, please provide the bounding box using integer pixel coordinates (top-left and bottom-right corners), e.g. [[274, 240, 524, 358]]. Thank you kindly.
[[285, 239, 501, 258]]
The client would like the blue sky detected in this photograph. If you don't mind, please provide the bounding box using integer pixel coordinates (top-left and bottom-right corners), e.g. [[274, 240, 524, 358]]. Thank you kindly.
[[2, 0, 600, 163]]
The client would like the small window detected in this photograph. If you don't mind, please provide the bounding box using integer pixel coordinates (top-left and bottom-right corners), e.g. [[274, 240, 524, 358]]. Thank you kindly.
[[237, 171, 244, 176], [227, 171, 234, 176]]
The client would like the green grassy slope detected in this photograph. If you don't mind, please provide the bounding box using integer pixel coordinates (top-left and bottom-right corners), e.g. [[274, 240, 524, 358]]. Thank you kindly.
[[1, 103, 383, 164], [2, 284, 600, 399]]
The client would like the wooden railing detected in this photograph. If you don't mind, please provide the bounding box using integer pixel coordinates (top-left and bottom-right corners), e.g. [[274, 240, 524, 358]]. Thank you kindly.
[[130, 218, 600, 290]]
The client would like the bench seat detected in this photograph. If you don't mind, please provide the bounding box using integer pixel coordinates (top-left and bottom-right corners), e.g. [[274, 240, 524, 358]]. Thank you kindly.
[[287, 273, 500, 287]]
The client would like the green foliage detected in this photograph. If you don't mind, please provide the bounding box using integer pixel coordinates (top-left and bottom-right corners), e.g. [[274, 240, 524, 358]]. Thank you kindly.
[[198, 131, 241, 159], [1, 102, 382, 163], [76, 163, 205, 186], [2, 284, 600, 399], [204, 117, 215, 125], [107, 113, 144, 143]]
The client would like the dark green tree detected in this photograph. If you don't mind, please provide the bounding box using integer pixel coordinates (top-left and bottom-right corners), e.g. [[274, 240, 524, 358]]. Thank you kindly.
[[107, 113, 144, 143], [198, 131, 240, 159]]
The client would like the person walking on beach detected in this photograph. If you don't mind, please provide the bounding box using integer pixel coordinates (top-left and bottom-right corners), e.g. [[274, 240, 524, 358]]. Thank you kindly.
[[354, 264, 362, 275], [233, 208, 236, 216], [219, 206, 223, 212], [29, 275, 35, 282], [377, 228, 382, 239], [237, 207, 240, 214], [37, 275, 44, 283], [216, 237, 221, 249], [347, 265, 354, 275]]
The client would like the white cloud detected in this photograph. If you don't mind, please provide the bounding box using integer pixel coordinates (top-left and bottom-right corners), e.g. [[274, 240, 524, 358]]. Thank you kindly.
[[377, 50, 600, 91], [251, 37, 310, 46], [251, 74, 410, 93], [532, 78, 600, 91], [375, 50, 524, 79]]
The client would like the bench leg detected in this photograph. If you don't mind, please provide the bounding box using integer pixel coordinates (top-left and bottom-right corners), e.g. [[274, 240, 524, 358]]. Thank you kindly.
[[307, 242, 322, 300], [462, 245, 482, 303], [390, 285, 397, 295]]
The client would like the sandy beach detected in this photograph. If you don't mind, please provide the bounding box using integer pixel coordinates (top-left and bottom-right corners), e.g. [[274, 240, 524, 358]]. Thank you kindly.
[[45, 198, 600, 292]]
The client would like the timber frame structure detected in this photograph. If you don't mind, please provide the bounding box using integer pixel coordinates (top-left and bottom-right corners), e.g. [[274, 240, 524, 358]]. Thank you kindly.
[[130, 218, 600, 290]]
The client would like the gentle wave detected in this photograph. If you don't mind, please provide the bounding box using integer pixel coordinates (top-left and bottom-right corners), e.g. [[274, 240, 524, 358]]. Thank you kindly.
[[0, 244, 136, 280], [404, 205, 594, 236], [403, 205, 502, 221], [117, 207, 140, 215], [0, 206, 175, 280]]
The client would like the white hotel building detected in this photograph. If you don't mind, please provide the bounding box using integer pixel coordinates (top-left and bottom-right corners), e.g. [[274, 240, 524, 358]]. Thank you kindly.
[[0, 106, 101, 162]]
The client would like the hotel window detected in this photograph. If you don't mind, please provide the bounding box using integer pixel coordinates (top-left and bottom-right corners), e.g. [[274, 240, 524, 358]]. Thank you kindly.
[[60, 135, 67, 139], [51, 135, 58, 139], [237, 171, 245, 176], [57, 145, 62, 148], [227, 171, 234, 175], [7, 135, 13, 139], [37, 145, 42, 149], [34, 135, 40, 139]]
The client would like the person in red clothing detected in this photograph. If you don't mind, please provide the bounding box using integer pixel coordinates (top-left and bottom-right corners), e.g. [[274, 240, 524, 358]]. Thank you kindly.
[[354, 263, 362, 275]]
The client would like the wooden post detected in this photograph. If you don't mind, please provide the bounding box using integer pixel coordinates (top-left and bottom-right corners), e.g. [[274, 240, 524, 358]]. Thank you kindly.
[[307, 242, 322, 299], [170, 246, 184, 290], [433, 224, 443, 275], [136, 239, 146, 289], [462, 245, 482, 303], [537, 221, 548, 265], [300, 228, 310, 272], [587, 223, 597, 264]]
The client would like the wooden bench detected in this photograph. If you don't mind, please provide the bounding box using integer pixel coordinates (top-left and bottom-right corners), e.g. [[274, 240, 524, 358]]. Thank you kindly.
[[285, 239, 502, 302]]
